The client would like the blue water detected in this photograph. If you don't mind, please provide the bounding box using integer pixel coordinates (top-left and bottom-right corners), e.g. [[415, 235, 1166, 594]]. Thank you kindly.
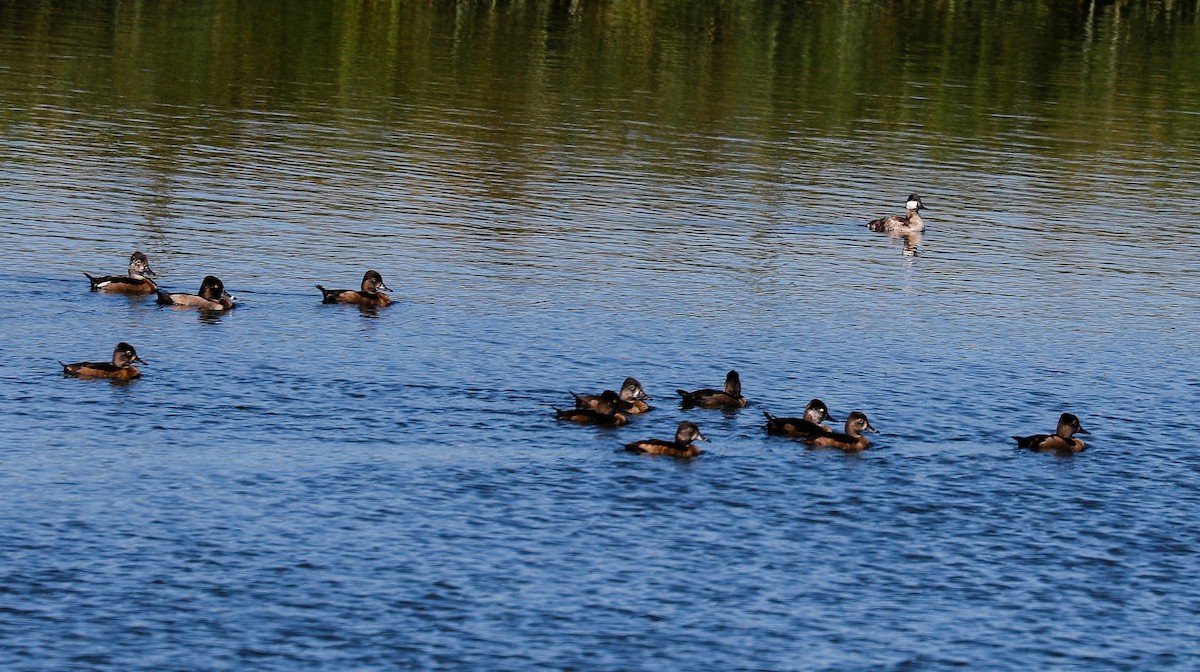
[[5, 3, 1200, 670]]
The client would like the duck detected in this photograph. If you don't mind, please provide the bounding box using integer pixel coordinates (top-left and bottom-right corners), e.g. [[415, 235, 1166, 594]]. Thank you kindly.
[[316, 270, 392, 307], [866, 194, 926, 234], [84, 251, 157, 294], [573, 377, 653, 414], [763, 399, 838, 436], [157, 275, 235, 310], [799, 411, 878, 452], [1014, 413, 1089, 453], [677, 370, 746, 409], [555, 390, 629, 427], [60, 342, 145, 380], [624, 421, 709, 458]]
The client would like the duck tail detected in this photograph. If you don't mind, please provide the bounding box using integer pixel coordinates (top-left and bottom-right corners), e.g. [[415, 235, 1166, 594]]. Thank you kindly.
[[315, 285, 338, 303], [676, 389, 697, 408], [83, 272, 101, 290], [156, 291, 174, 305], [1013, 435, 1033, 448]]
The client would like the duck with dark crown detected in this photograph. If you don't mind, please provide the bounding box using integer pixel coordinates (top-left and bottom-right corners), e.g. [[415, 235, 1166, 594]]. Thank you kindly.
[[316, 270, 392, 307], [1014, 413, 1089, 453], [677, 370, 746, 410], [866, 194, 927, 235], [573, 377, 653, 415], [624, 421, 709, 458], [84, 251, 157, 294], [795, 411, 878, 452], [555, 390, 629, 427], [61, 342, 145, 380], [764, 399, 838, 436], [158, 275, 235, 310]]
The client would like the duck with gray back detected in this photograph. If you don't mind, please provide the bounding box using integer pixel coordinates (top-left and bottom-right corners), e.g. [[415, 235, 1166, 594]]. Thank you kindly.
[[61, 342, 145, 380], [84, 251, 157, 294], [157, 275, 235, 310], [867, 194, 926, 234], [317, 270, 392, 307]]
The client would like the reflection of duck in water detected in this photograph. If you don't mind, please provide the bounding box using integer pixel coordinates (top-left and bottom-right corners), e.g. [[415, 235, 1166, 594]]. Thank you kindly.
[[573, 377, 652, 415], [1014, 413, 1089, 454], [900, 231, 922, 257], [867, 194, 926, 235], [764, 399, 838, 437]]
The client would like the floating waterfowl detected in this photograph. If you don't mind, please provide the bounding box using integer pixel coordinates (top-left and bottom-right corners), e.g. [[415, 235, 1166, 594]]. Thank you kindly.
[[158, 275, 235, 310], [316, 270, 392, 307], [677, 370, 746, 410], [867, 194, 927, 234], [84, 251, 157, 294], [624, 421, 709, 458], [61, 342, 145, 380], [1014, 413, 1089, 453]]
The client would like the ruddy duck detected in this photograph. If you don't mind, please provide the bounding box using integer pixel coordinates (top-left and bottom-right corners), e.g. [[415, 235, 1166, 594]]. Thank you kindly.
[[157, 275, 235, 310], [61, 342, 145, 380], [1014, 413, 1089, 453], [677, 370, 746, 410], [867, 194, 926, 234], [555, 390, 629, 427], [84, 251, 157, 294], [625, 421, 709, 458], [573, 377, 653, 414], [800, 411, 878, 452], [316, 270, 392, 307], [763, 399, 838, 436]]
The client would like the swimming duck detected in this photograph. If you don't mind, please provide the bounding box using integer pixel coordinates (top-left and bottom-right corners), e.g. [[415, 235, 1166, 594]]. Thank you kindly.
[[573, 377, 653, 414], [555, 390, 629, 427], [60, 342, 145, 380], [84, 251, 157, 294], [800, 411, 878, 452], [677, 370, 746, 409], [157, 275, 235, 310], [866, 194, 926, 234], [625, 421, 709, 458], [316, 270, 392, 307], [763, 399, 839, 436], [1014, 413, 1089, 453]]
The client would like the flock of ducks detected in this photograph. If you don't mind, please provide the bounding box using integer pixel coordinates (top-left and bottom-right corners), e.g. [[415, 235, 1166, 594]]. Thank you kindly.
[[62, 195, 1090, 457], [63, 254, 393, 375], [555, 369, 1089, 458]]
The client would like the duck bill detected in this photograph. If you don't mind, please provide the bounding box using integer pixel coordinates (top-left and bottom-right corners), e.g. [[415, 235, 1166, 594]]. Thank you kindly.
[[143, 267, 157, 278], [379, 283, 393, 292], [134, 356, 147, 365], [865, 423, 879, 433], [1076, 427, 1089, 434], [825, 413, 840, 423]]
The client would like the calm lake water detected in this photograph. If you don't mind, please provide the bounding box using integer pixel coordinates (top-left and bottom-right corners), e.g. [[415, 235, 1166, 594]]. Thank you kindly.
[[2, 1, 1200, 669]]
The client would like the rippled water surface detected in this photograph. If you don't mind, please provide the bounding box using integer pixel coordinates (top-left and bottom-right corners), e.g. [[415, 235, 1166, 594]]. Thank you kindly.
[[3, 1, 1200, 669]]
